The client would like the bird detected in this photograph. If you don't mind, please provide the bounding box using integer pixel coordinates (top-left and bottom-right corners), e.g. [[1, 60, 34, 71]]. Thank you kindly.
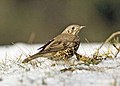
[[22, 24, 85, 63]]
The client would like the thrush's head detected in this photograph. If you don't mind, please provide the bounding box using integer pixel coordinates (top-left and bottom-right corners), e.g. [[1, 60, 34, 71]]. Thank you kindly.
[[62, 24, 85, 35]]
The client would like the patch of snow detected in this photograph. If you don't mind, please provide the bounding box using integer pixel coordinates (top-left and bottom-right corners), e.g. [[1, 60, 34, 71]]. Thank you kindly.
[[0, 43, 119, 86]]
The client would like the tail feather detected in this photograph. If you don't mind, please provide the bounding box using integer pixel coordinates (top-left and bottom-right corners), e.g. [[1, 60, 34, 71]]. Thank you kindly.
[[22, 53, 42, 63]]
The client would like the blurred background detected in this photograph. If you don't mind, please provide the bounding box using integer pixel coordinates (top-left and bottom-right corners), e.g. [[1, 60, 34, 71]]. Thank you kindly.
[[0, 0, 120, 45]]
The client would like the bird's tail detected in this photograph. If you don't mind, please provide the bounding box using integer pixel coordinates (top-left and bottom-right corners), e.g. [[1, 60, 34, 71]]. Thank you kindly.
[[22, 52, 42, 63]]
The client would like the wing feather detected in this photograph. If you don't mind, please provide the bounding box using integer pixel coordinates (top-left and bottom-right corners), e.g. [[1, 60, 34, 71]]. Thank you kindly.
[[37, 34, 80, 54], [37, 41, 75, 54]]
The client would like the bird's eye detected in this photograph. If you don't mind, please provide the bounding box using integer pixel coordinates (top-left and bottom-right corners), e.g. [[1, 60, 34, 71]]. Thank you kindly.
[[72, 27, 75, 30]]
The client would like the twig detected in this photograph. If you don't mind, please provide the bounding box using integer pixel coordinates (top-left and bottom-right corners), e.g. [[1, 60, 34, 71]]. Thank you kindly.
[[112, 44, 120, 58], [28, 32, 36, 44], [97, 31, 120, 54]]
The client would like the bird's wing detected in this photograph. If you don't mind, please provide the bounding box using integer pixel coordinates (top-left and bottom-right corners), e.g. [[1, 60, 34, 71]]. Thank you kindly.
[[37, 38, 77, 54], [37, 39, 54, 51]]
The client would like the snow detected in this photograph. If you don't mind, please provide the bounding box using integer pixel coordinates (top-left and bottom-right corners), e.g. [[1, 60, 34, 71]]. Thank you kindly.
[[0, 43, 120, 86]]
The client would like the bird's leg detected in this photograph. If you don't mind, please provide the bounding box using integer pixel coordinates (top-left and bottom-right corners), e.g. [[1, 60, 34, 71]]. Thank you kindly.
[[74, 52, 90, 64], [74, 52, 82, 60], [61, 50, 74, 66]]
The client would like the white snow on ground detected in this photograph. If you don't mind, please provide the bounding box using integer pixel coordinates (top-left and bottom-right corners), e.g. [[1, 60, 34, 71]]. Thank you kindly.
[[0, 43, 120, 86]]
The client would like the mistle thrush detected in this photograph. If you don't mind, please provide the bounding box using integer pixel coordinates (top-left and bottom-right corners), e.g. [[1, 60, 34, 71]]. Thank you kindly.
[[22, 24, 85, 63]]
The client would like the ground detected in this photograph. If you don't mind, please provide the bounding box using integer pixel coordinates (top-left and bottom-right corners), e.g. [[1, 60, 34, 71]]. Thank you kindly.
[[0, 43, 120, 86]]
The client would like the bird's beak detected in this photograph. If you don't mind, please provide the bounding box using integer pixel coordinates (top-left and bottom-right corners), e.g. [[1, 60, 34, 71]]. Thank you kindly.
[[80, 26, 86, 30]]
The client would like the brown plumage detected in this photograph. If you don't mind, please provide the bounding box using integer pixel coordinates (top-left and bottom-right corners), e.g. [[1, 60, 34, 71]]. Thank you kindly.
[[22, 24, 85, 63]]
